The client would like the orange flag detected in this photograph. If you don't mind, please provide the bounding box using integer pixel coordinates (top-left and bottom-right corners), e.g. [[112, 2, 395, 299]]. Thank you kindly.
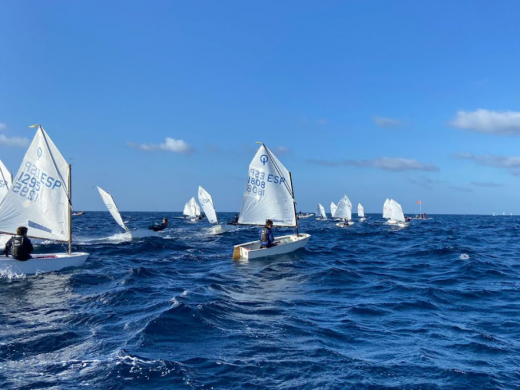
[[417, 200, 421, 204]]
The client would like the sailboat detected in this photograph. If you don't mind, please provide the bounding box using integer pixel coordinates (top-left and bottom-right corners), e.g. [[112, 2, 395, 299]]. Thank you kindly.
[[358, 203, 366, 221], [183, 197, 201, 222], [97, 186, 160, 238], [198, 186, 233, 234], [0, 125, 89, 274], [316, 203, 327, 220], [388, 199, 407, 227], [232, 142, 310, 260], [383, 198, 392, 220], [0, 158, 12, 202], [335, 195, 354, 227], [331, 202, 338, 220]]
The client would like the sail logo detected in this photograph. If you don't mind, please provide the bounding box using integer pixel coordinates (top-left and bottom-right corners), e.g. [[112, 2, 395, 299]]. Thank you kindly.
[[260, 155, 268, 165], [37, 147, 43, 160]]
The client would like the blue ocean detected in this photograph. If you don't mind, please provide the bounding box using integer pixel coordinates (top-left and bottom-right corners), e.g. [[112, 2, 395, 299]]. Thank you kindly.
[[1, 212, 519, 389]]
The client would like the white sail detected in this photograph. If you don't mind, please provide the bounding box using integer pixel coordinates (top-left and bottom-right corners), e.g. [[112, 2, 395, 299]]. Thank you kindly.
[[389, 199, 405, 222], [0, 159, 12, 202], [358, 203, 365, 218], [238, 143, 296, 227], [334, 195, 352, 220], [183, 197, 199, 218], [331, 202, 337, 218], [316, 203, 327, 219], [97, 186, 128, 232], [198, 186, 218, 224], [383, 198, 392, 219], [0, 126, 70, 241]]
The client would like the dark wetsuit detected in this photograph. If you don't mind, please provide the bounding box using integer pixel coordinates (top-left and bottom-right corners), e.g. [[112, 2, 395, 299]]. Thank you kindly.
[[230, 215, 239, 225], [4, 235, 34, 261]]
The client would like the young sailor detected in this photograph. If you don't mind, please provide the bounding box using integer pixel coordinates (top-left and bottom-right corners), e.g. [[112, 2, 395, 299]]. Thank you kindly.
[[230, 214, 239, 225], [259, 219, 276, 248], [344, 218, 350, 227], [148, 218, 168, 232], [4, 226, 34, 261]]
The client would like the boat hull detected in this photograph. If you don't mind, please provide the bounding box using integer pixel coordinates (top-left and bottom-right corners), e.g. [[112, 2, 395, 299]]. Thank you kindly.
[[0, 252, 89, 274], [297, 214, 314, 219], [233, 233, 310, 260], [336, 222, 355, 227], [212, 224, 235, 234]]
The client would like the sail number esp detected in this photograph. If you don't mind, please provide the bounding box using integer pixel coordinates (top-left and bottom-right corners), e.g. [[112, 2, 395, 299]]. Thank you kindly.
[[11, 161, 63, 202], [247, 168, 286, 197]]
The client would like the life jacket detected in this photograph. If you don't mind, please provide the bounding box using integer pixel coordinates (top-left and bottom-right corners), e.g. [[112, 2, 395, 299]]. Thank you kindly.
[[12, 236, 30, 260], [260, 227, 271, 245]]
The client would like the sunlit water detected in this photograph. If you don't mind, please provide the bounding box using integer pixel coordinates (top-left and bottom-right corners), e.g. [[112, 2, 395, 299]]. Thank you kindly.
[[1, 212, 519, 389]]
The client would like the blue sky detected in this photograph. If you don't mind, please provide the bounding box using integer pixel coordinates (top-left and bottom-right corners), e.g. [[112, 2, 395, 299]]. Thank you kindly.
[[1, 1, 520, 214]]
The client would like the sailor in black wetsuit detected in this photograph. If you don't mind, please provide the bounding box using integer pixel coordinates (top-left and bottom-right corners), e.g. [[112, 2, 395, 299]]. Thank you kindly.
[[259, 219, 276, 248], [148, 218, 168, 232], [230, 214, 239, 225], [4, 226, 34, 261]]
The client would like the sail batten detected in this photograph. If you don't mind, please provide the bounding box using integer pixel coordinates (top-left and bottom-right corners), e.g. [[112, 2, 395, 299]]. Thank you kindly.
[[238, 144, 296, 227], [198, 186, 218, 224], [0, 126, 70, 241], [97, 186, 128, 232]]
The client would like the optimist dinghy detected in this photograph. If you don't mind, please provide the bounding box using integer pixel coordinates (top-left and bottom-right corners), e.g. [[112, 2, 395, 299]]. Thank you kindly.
[[388, 199, 408, 227], [232, 142, 310, 260], [183, 197, 201, 222], [358, 203, 366, 221], [331, 202, 339, 220], [316, 204, 327, 220], [334, 195, 355, 227], [97, 187, 160, 239], [0, 125, 89, 274], [297, 213, 314, 219], [198, 186, 234, 234]]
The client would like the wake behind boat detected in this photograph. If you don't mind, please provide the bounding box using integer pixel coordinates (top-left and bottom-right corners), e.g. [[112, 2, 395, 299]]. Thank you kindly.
[[0, 125, 89, 274], [232, 142, 310, 260]]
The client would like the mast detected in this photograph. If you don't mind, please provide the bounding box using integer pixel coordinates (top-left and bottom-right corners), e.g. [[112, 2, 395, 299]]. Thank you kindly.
[[68, 164, 72, 255], [289, 172, 299, 236]]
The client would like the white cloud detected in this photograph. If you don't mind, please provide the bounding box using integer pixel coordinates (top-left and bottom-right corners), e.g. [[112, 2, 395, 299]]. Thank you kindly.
[[308, 157, 439, 172], [450, 109, 520, 136], [454, 152, 520, 176], [374, 116, 403, 129], [127, 137, 194, 154], [0, 134, 30, 147]]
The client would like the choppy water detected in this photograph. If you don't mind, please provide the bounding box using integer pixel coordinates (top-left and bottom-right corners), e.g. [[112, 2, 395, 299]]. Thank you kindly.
[[1, 212, 520, 389]]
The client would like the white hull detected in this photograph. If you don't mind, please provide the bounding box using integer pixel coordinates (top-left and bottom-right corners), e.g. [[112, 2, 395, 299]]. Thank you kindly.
[[233, 233, 310, 260], [336, 222, 355, 227], [0, 252, 89, 275], [359, 217, 366, 222], [212, 224, 235, 234], [386, 220, 398, 225], [315, 217, 327, 221], [297, 214, 314, 219], [129, 229, 161, 239]]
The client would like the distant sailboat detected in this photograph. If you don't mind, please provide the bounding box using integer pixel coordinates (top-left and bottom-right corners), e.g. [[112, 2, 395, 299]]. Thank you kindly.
[[358, 203, 365, 221], [0, 158, 12, 202], [331, 202, 337, 220], [183, 197, 201, 222], [383, 198, 391, 219], [0, 125, 89, 274], [388, 199, 407, 227], [97, 186, 159, 238], [335, 195, 354, 227], [232, 142, 310, 260], [198, 186, 234, 234], [316, 203, 327, 220]]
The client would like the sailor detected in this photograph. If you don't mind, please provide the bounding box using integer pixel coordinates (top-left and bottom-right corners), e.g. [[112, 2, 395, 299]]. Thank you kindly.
[[259, 219, 275, 248], [4, 226, 34, 261], [344, 218, 350, 227], [230, 214, 239, 225], [149, 218, 168, 232]]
